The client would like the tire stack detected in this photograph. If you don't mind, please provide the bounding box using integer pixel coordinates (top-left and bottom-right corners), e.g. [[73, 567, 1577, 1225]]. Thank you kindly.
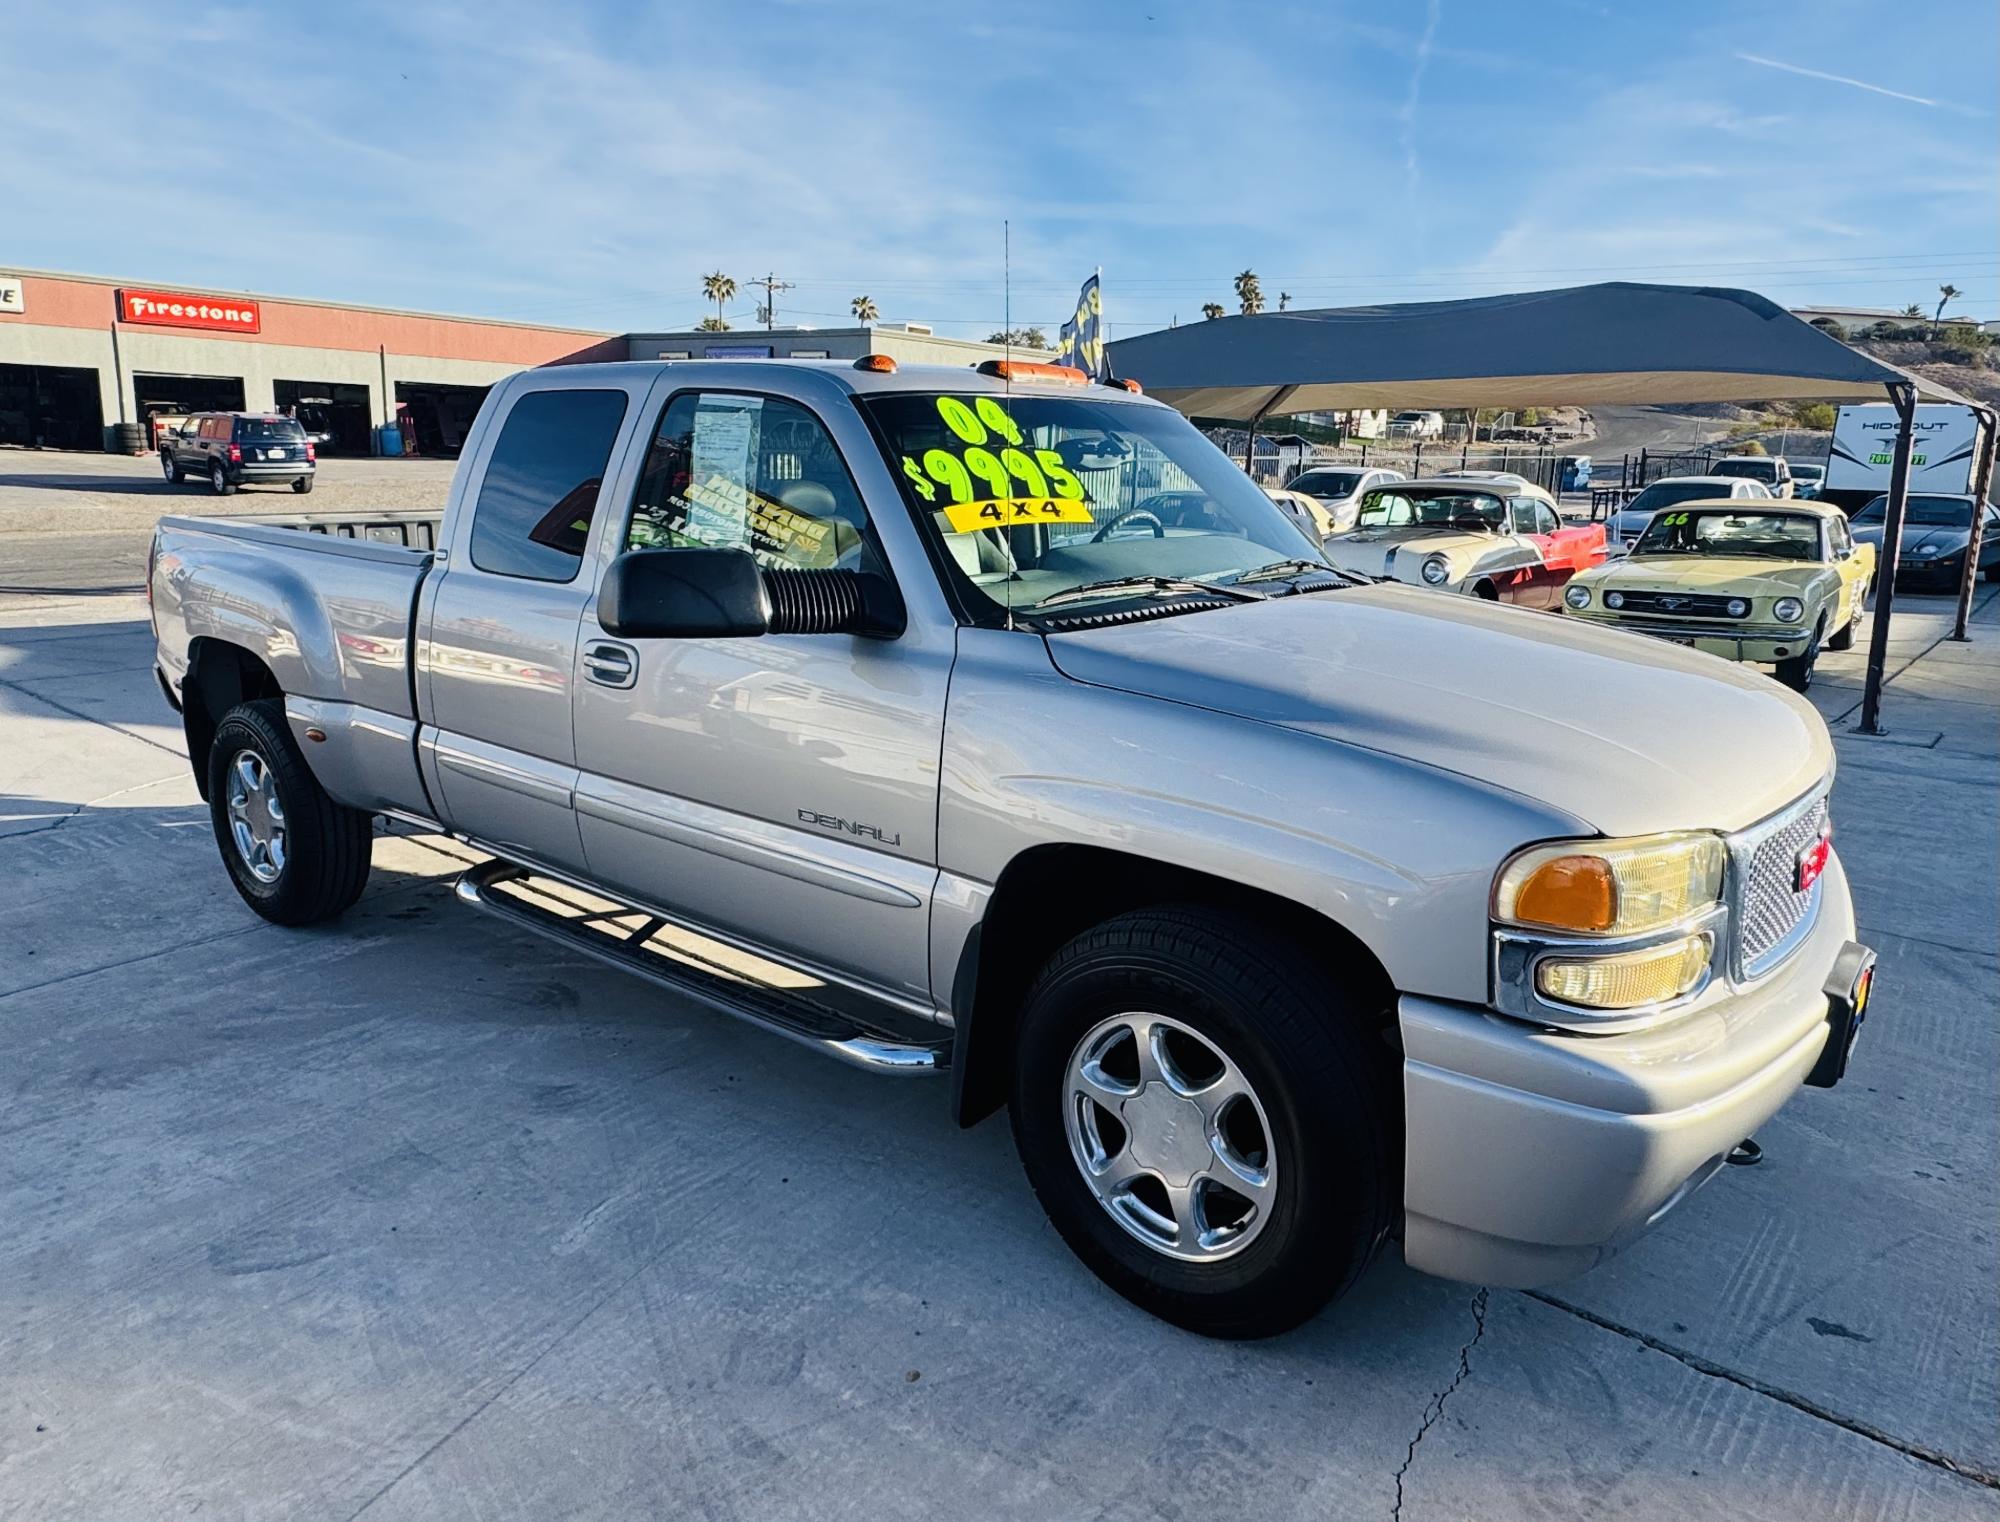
[[109, 422, 148, 455]]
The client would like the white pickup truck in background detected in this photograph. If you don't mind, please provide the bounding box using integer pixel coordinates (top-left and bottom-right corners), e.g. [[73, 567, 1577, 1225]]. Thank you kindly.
[[149, 356, 1876, 1337]]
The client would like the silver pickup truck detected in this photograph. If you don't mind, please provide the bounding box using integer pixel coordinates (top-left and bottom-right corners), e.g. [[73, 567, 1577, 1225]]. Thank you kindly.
[[150, 357, 1875, 1337]]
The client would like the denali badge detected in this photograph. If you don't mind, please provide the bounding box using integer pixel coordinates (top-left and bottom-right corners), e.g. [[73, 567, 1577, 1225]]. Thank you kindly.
[[1795, 831, 1832, 894], [798, 809, 901, 847]]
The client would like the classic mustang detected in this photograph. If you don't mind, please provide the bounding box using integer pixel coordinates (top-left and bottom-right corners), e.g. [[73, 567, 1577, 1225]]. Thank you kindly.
[[1322, 478, 1606, 608], [1562, 499, 1874, 691]]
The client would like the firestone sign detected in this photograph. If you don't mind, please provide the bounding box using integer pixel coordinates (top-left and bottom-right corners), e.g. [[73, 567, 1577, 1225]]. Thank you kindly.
[[117, 288, 262, 334]]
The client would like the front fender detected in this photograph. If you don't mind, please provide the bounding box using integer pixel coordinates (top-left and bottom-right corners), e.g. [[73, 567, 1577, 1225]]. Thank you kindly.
[[936, 629, 1587, 1008]]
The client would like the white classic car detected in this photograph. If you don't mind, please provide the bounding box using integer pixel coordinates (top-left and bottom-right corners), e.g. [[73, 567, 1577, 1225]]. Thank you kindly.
[[1323, 478, 1609, 608]]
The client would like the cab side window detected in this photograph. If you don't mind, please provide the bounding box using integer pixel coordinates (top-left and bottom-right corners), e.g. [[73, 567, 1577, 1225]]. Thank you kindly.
[[624, 392, 877, 573], [468, 388, 630, 583], [1827, 516, 1852, 558], [1515, 499, 1558, 535]]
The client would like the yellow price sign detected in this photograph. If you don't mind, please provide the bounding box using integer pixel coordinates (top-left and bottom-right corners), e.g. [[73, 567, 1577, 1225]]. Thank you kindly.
[[941, 497, 1095, 534]]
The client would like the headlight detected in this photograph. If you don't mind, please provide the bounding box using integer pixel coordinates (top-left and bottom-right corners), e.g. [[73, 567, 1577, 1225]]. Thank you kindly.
[[1564, 584, 1591, 609], [1536, 934, 1714, 1008], [1494, 832, 1725, 937], [1774, 597, 1804, 622], [1420, 555, 1450, 585], [1604, 590, 1625, 609], [1726, 598, 1749, 618]]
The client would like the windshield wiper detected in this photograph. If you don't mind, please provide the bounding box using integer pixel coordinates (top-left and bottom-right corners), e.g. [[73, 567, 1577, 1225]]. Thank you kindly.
[[1033, 575, 1267, 611], [1231, 558, 1368, 588]]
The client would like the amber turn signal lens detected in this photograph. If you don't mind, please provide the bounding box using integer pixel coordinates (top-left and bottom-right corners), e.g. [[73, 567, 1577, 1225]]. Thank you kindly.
[[1511, 855, 1617, 933], [852, 354, 899, 373]]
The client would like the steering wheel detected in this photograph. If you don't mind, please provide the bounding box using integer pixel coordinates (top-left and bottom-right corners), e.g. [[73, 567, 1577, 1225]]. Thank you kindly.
[[1092, 507, 1166, 543], [1448, 515, 1499, 533]]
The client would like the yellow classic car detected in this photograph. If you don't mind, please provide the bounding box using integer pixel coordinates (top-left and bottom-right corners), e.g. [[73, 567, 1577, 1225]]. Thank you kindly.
[[1560, 499, 1874, 691]]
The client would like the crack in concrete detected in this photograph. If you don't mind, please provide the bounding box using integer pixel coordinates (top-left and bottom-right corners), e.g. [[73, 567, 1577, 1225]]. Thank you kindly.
[[0, 673, 186, 758], [1528, 1291, 2000, 1492], [1390, 1287, 1488, 1520]]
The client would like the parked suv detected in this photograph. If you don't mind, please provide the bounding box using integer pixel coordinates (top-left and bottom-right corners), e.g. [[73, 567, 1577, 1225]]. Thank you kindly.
[[1709, 453, 1793, 498], [161, 412, 316, 495]]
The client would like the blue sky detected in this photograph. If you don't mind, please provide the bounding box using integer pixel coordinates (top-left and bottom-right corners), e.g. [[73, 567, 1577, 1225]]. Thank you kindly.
[[3, 0, 1994, 339]]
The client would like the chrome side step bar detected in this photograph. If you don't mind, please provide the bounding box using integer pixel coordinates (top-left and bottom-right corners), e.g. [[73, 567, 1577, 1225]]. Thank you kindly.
[[453, 859, 949, 1076]]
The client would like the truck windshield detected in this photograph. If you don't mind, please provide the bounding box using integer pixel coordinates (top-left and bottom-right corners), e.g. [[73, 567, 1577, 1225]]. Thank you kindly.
[[1291, 470, 1362, 498], [857, 390, 1323, 623], [1625, 481, 1725, 514]]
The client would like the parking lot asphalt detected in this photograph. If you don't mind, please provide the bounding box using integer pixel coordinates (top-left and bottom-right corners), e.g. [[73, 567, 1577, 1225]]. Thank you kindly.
[[1, 453, 1996, 1520]]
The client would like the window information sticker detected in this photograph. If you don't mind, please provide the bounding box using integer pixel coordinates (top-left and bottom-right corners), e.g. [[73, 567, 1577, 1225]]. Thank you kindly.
[[938, 497, 1095, 534]]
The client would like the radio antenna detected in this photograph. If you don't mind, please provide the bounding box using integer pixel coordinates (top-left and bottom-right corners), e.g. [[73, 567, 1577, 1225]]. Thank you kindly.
[[1003, 219, 1012, 388]]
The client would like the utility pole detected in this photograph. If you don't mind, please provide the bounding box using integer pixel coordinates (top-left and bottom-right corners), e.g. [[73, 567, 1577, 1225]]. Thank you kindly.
[[750, 272, 794, 331]]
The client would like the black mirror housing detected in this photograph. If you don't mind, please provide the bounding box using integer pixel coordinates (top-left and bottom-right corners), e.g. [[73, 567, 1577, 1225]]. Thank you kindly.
[[600, 548, 771, 638], [599, 548, 903, 640]]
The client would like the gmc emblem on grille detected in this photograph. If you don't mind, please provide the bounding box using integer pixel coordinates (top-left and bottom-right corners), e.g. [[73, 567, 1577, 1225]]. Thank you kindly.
[[1795, 831, 1832, 893]]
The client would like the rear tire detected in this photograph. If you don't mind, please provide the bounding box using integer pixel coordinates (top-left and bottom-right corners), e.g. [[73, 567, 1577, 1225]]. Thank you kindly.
[[292, 474, 314, 494], [1777, 618, 1824, 691], [207, 699, 373, 926], [210, 460, 236, 496], [1009, 906, 1397, 1338]]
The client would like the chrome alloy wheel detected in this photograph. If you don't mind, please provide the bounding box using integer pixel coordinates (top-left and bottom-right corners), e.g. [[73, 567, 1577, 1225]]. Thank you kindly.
[[1063, 1012, 1278, 1262], [225, 749, 287, 883]]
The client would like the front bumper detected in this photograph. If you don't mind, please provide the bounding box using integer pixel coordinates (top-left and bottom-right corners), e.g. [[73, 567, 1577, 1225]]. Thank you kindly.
[[1568, 612, 1809, 663], [1399, 852, 1865, 1288]]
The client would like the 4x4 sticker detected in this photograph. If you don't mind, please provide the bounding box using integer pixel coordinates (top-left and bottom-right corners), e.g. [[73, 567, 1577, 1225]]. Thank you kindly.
[[939, 497, 1094, 534]]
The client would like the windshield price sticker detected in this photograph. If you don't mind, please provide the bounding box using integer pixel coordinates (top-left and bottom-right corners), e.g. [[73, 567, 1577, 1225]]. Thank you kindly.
[[900, 396, 1087, 507], [940, 497, 1095, 534]]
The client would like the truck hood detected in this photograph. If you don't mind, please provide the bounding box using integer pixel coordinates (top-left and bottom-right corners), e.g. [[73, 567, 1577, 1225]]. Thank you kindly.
[[1043, 585, 1831, 837]]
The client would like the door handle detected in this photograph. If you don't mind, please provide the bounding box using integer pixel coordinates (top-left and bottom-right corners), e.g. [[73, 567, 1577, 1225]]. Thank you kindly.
[[582, 641, 637, 689]]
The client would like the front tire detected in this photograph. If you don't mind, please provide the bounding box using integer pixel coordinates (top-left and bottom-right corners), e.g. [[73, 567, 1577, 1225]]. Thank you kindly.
[[207, 699, 373, 925], [210, 460, 236, 496], [1777, 618, 1824, 691], [1010, 906, 1397, 1338], [161, 452, 184, 485]]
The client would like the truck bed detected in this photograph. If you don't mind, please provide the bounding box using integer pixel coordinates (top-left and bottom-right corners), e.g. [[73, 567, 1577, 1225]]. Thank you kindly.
[[151, 510, 440, 726]]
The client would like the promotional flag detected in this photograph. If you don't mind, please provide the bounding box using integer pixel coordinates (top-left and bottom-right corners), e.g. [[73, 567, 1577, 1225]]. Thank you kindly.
[[1054, 273, 1108, 380]]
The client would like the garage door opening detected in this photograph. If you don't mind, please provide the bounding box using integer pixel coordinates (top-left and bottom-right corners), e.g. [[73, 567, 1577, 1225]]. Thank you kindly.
[[133, 373, 245, 446], [394, 381, 490, 458], [0, 363, 105, 451], [275, 379, 371, 457]]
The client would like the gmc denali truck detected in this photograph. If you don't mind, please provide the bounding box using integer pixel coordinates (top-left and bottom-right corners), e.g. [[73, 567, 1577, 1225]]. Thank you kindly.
[[150, 358, 1875, 1337]]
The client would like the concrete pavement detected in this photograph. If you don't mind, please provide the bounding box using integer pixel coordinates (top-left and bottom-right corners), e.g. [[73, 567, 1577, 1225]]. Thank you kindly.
[[0, 555, 1994, 1517]]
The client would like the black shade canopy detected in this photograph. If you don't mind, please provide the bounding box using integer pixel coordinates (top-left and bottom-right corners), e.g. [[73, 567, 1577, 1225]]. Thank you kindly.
[[1108, 283, 1967, 419]]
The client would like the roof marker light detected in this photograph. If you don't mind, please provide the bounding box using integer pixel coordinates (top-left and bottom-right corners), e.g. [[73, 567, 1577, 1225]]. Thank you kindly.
[[853, 354, 899, 374], [975, 360, 1088, 385]]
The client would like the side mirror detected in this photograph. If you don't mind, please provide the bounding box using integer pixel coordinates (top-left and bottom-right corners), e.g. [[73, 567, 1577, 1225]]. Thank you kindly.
[[598, 547, 902, 640]]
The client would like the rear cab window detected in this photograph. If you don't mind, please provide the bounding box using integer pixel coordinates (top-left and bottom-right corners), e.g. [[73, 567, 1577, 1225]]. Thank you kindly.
[[468, 388, 630, 582]]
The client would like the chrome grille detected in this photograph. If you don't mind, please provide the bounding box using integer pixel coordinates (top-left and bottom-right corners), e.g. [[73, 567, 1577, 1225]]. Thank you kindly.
[[1732, 791, 1830, 977]]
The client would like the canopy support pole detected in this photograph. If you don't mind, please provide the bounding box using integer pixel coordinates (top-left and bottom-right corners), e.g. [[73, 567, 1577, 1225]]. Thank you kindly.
[[1241, 385, 1298, 479], [1949, 403, 1997, 642], [1857, 380, 1917, 736]]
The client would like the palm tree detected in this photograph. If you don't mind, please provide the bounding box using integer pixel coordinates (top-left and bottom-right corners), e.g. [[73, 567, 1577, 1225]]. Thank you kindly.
[[1901, 303, 1925, 319], [851, 295, 879, 324], [696, 316, 729, 332], [1933, 283, 1962, 336], [1201, 303, 1225, 320], [701, 271, 736, 327], [1278, 291, 1291, 311], [1235, 269, 1264, 315]]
